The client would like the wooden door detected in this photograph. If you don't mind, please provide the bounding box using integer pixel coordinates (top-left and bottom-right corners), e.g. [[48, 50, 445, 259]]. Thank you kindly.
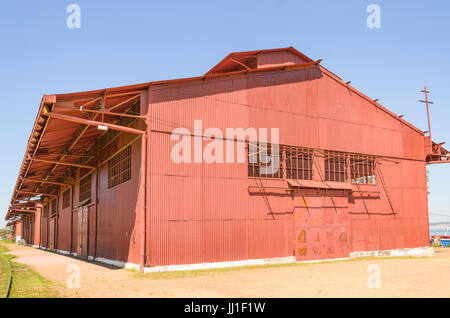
[[77, 206, 89, 260], [48, 218, 55, 251]]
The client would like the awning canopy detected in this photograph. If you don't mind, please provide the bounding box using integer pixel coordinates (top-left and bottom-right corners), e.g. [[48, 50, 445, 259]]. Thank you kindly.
[[5, 84, 148, 221]]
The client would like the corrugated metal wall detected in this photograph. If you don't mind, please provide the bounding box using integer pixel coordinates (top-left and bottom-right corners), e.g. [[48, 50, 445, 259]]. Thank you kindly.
[[57, 198, 72, 252], [95, 140, 142, 264], [147, 63, 429, 266], [25, 51, 430, 268]]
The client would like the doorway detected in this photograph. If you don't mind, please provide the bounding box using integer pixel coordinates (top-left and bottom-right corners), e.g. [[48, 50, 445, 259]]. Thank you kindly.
[[293, 189, 350, 261], [77, 205, 89, 260]]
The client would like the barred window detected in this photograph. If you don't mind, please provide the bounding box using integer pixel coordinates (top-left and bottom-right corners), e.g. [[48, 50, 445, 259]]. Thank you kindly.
[[248, 143, 283, 179], [62, 189, 70, 209], [350, 154, 376, 184], [284, 146, 313, 180], [324, 151, 349, 182], [108, 145, 132, 189], [79, 174, 92, 202], [44, 204, 49, 217], [50, 198, 57, 218]]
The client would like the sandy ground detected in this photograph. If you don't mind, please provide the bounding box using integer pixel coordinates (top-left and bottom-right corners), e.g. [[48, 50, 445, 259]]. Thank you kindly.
[[4, 244, 450, 298]]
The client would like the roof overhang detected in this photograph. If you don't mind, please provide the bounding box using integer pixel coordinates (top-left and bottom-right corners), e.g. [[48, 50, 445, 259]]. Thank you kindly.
[[427, 142, 450, 165], [5, 85, 148, 221]]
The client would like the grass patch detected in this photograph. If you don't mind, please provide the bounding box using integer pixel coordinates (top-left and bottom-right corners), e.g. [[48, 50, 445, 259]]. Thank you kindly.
[[0, 241, 60, 298], [0, 247, 10, 297]]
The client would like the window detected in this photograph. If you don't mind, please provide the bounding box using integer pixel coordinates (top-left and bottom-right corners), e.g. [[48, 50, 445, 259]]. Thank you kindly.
[[350, 154, 376, 184], [324, 151, 349, 182], [108, 145, 132, 189], [248, 142, 283, 179], [284, 146, 313, 180], [62, 189, 70, 209], [50, 198, 57, 218], [247, 143, 377, 185], [44, 204, 49, 218], [79, 174, 92, 202]]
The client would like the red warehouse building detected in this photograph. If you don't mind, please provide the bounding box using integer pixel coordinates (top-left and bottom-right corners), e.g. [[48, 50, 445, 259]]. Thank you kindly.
[[5, 47, 450, 271]]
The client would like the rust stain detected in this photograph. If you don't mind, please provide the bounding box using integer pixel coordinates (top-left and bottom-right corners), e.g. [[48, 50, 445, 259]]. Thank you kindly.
[[339, 231, 348, 242], [314, 233, 321, 242], [309, 217, 322, 225], [297, 246, 308, 256], [297, 229, 307, 243]]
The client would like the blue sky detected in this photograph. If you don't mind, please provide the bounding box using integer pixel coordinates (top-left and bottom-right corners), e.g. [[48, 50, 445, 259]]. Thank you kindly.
[[0, 1, 449, 226]]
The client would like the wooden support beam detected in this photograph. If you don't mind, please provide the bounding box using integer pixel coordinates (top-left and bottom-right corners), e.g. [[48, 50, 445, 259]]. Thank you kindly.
[[107, 94, 141, 111], [48, 112, 145, 135], [10, 209, 38, 213], [35, 93, 143, 195], [55, 106, 146, 119], [29, 157, 96, 169], [17, 191, 57, 197], [34, 112, 100, 193], [22, 178, 72, 186]]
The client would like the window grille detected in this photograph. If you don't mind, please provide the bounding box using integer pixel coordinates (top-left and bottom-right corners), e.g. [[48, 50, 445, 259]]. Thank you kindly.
[[108, 145, 132, 189], [284, 146, 313, 180], [79, 174, 92, 202], [350, 154, 376, 184], [50, 198, 57, 218], [62, 189, 70, 209], [324, 151, 349, 182], [248, 143, 283, 179]]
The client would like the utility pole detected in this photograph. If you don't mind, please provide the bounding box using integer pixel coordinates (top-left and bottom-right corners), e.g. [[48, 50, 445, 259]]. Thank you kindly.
[[419, 86, 434, 140]]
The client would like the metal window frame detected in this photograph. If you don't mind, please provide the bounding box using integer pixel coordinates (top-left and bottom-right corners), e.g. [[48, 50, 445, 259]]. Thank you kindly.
[[62, 188, 70, 209], [247, 142, 283, 179], [79, 173, 92, 202], [284, 145, 314, 180], [324, 150, 349, 182], [108, 145, 132, 189], [49, 197, 58, 218], [350, 154, 376, 185]]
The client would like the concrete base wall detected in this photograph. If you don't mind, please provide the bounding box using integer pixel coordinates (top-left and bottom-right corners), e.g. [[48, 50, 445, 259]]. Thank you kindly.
[[143, 256, 297, 273], [35, 245, 435, 272], [349, 246, 434, 258]]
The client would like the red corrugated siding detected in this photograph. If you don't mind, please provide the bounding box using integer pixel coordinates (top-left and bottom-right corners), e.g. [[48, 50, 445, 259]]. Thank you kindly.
[[71, 210, 77, 254], [95, 140, 142, 264], [57, 203, 72, 252], [41, 214, 48, 248], [146, 64, 429, 267], [23, 51, 431, 268]]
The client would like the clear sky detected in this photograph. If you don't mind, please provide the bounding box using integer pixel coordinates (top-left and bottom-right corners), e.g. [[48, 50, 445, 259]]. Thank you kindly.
[[0, 1, 449, 227]]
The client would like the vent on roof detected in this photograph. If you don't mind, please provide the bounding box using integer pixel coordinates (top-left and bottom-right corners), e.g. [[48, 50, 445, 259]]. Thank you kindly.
[[205, 47, 314, 76]]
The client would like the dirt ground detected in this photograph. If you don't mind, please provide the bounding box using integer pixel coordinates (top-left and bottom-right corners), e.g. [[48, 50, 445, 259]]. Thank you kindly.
[[4, 243, 450, 298]]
